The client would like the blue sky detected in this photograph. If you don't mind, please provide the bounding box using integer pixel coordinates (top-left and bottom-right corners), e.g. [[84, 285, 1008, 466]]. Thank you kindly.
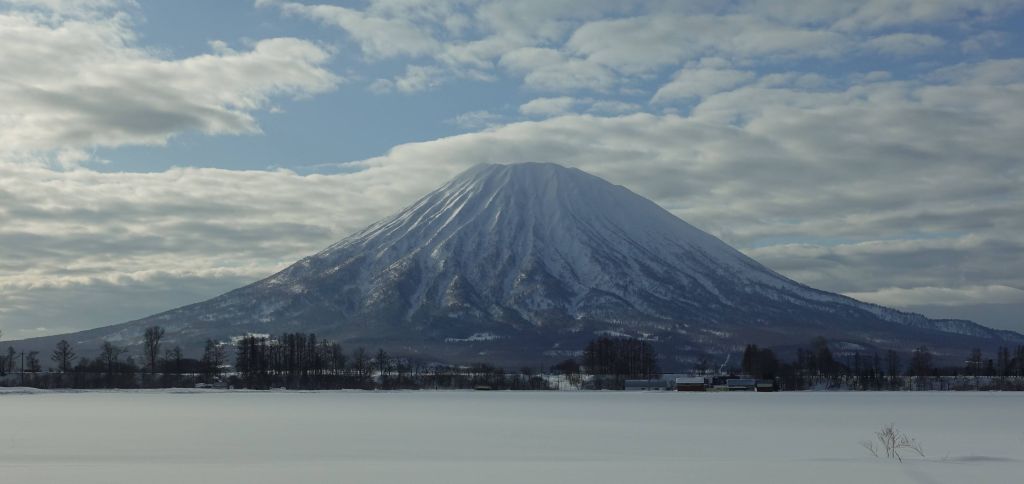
[[100, 0, 527, 172], [90, 0, 1024, 174], [1, 0, 1024, 339]]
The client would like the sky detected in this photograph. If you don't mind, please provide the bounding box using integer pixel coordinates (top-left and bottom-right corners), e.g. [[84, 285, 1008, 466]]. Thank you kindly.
[[1, 0, 1023, 340]]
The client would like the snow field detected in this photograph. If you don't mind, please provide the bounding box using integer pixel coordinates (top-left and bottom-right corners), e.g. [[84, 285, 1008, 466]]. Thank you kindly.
[[1, 390, 1021, 483]]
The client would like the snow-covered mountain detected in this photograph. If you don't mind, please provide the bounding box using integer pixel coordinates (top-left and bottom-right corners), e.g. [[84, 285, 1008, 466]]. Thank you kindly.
[[12, 163, 1023, 364]]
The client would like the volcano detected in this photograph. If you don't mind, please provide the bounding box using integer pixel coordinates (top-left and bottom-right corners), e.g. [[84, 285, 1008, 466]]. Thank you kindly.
[[12, 163, 1022, 365]]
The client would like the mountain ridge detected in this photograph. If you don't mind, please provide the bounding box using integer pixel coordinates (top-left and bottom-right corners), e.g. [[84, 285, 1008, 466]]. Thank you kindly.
[[8, 163, 1022, 365]]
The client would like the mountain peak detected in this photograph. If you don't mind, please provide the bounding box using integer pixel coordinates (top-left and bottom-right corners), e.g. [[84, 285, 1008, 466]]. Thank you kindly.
[[457, 161, 583, 177], [442, 162, 616, 206]]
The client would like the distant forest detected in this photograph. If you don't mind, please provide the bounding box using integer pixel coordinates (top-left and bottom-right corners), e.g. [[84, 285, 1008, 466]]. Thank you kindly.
[[738, 337, 1024, 391], [2, 327, 1024, 391]]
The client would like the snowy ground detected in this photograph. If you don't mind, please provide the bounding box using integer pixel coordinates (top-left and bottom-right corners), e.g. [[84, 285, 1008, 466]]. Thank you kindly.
[[1, 390, 1021, 483]]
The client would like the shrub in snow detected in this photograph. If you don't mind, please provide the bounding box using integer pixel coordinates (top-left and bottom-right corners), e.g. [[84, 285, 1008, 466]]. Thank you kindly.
[[862, 423, 925, 462]]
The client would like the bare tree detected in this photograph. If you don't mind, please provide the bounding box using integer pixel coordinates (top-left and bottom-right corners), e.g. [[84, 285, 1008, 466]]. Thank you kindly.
[[375, 348, 391, 377], [201, 339, 226, 378], [966, 348, 983, 377], [582, 336, 660, 378], [164, 346, 183, 374], [997, 346, 1011, 377], [98, 341, 125, 375], [51, 339, 77, 372], [143, 326, 165, 372], [884, 350, 900, 378], [859, 440, 879, 458], [552, 358, 582, 389], [26, 351, 41, 373], [352, 347, 370, 385], [0, 334, 6, 376], [909, 346, 933, 376], [811, 336, 837, 376], [4, 346, 15, 375]]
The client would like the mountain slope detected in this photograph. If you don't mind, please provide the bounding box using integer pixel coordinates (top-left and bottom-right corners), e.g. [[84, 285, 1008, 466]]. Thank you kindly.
[[11, 163, 1022, 365]]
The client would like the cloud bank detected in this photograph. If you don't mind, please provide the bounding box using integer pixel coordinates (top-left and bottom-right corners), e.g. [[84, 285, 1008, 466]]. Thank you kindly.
[[0, 0, 339, 165]]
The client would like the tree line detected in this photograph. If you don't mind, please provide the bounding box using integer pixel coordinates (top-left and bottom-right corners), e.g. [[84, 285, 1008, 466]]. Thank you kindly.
[[0, 330, 655, 391], [232, 333, 555, 390], [732, 337, 1024, 391], [5, 327, 1024, 391], [0, 327, 556, 390]]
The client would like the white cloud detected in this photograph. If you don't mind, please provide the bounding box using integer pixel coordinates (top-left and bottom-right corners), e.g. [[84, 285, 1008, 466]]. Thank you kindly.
[[266, 0, 441, 58], [519, 97, 578, 116], [2, 0, 134, 16], [931, 58, 1024, 85], [496, 47, 564, 73], [587, 100, 641, 115], [0, 4, 340, 162], [846, 285, 1024, 308], [260, 0, 1023, 96], [960, 30, 1010, 54], [371, 64, 447, 93], [865, 32, 945, 56], [746, 235, 1024, 297], [368, 78, 395, 94], [450, 110, 504, 129], [518, 96, 642, 118], [652, 64, 756, 103], [567, 14, 848, 75], [499, 47, 615, 91], [830, 0, 1023, 31]]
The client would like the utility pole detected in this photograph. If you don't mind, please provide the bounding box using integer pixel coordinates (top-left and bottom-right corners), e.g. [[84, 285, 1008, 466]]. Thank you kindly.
[[20, 351, 25, 386]]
